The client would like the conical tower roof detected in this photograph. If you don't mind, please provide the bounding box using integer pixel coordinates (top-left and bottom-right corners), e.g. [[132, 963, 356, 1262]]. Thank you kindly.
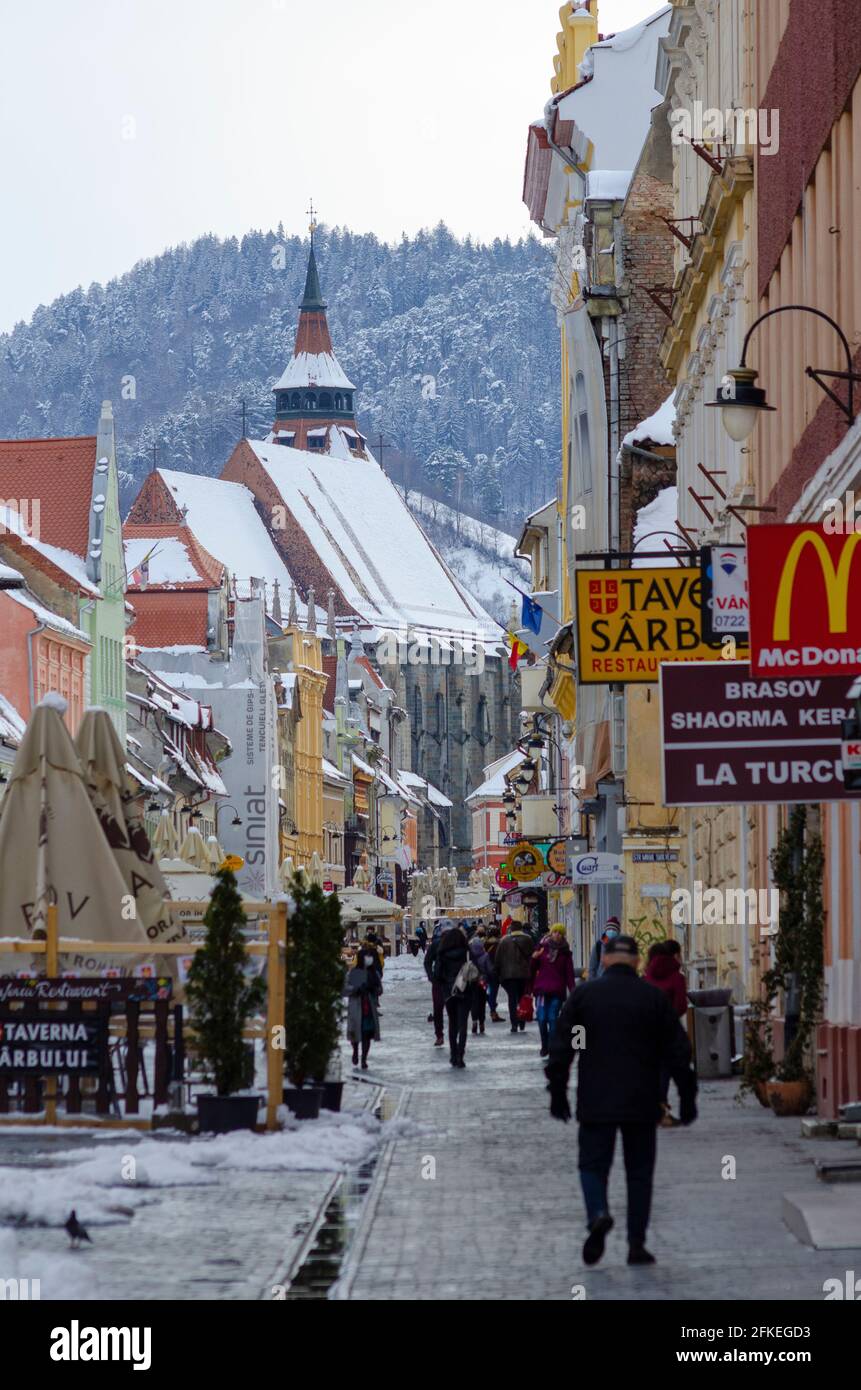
[[273, 239, 354, 393], [299, 242, 326, 312]]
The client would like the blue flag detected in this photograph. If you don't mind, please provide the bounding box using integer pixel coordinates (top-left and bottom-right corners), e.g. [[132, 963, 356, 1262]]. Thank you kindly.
[[521, 593, 543, 635]]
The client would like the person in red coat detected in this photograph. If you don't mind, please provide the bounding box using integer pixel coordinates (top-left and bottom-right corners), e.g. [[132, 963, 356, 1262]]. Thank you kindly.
[[531, 925, 576, 1057], [645, 941, 688, 1125]]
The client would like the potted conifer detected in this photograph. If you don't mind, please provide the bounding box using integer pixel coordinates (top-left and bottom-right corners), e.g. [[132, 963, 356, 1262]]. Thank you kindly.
[[283, 875, 345, 1117], [186, 867, 266, 1133]]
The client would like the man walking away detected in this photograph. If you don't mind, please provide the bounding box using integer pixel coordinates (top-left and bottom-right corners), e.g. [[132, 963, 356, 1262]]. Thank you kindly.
[[424, 922, 446, 1047], [494, 922, 536, 1032], [434, 921, 476, 1067], [546, 934, 697, 1267], [588, 917, 621, 979], [484, 927, 504, 1021]]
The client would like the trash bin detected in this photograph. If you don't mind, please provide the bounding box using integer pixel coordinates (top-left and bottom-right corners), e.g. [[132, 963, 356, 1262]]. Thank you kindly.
[[688, 988, 734, 1079]]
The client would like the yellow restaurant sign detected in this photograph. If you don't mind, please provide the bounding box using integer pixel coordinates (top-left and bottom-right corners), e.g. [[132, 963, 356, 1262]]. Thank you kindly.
[[219, 855, 245, 872], [575, 566, 747, 684]]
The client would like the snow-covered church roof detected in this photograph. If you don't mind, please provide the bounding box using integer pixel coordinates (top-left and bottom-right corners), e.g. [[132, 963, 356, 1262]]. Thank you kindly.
[[230, 438, 501, 642], [274, 352, 355, 393]]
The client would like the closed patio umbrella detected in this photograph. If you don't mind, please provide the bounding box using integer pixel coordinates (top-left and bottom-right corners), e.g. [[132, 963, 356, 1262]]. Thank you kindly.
[[75, 708, 183, 954], [179, 825, 210, 871], [152, 810, 178, 860], [309, 851, 324, 887], [278, 855, 296, 891], [205, 835, 225, 873], [0, 697, 152, 974]]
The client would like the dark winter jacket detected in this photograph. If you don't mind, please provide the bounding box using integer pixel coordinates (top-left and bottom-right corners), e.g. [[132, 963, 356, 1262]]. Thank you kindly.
[[531, 935, 576, 998], [547, 964, 696, 1124], [431, 926, 472, 1003], [468, 934, 492, 981], [424, 924, 443, 983], [344, 964, 382, 1043], [493, 929, 536, 982], [644, 953, 688, 1017]]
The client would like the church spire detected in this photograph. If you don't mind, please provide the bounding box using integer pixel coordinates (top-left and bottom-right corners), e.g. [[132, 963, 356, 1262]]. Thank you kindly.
[[269, 204, 369, 459]]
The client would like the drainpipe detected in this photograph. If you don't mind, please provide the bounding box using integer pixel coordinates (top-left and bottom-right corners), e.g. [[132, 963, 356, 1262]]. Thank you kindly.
[[26, 621, 48, 714]]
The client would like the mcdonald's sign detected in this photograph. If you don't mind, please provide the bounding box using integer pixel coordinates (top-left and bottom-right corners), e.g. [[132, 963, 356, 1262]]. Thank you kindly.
[[748, 525, 861, 677]]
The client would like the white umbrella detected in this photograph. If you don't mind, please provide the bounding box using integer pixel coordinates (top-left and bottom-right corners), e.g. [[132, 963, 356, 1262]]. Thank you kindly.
[[76, 709, 182, 955], [278, 855, 296, 891], [0, 698, 152, 974], [309, 851, 324, 887], [152, 810, 178, 859], [179, 825, 210, 870], [353, 855, 370, 889], [205, 835, 225, 873]]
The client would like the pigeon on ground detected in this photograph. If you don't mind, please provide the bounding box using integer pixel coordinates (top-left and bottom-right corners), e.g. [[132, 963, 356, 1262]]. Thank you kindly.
[[65, 1210, 92, 1248]]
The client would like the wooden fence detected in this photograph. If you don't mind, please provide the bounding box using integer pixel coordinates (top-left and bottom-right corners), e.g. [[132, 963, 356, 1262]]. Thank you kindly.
[[0, 899, 288, 1131]]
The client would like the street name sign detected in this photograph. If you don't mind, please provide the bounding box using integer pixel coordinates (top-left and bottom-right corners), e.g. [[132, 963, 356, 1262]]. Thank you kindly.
[[747, 524, 861, 678], [575, 566, 747, 684], [660, 660, 861, 805]]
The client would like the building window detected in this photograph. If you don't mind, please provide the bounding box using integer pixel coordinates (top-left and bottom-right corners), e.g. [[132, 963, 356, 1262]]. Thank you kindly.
[[308, 435, 325, 449], [574, 372, 592, 495], [334, 393, 343, 410], [303, 392, 317, 410], [291, 393, 301, 409], [319, 392, 332, 409]]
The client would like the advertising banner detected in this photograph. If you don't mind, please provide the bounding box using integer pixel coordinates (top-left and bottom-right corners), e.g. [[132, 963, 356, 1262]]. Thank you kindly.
[[568, 852, 624, 885], [701, 544, 748, 640], [660, 660, 861, 805], [575, 566, 746, 684], [747, 525, 861, 678]]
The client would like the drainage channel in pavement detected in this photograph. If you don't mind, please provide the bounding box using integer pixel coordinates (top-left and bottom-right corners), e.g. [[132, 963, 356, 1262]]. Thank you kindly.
[[285, 1078, 393, 1301]]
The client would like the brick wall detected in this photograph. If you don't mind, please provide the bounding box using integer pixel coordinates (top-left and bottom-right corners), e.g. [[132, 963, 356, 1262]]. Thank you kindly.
[[619, 169, 674, 441]]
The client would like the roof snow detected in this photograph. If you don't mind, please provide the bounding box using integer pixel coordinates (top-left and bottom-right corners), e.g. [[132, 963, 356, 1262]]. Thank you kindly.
[[0, 692, 26, 747], [465, 748, 526, 803], [397, 769, 453, 809], [633, 486, 679, 567], [622, 391, 676, 449], [155, 468, 320, 625], [561, 6, 671, 170], [274, 351, 355, 392], [246, 441, 499, 640], [0, 503, 100, 595], [585, 170, 634, 203], [2, 586, 89, 641], [124, 536, 201, 586]]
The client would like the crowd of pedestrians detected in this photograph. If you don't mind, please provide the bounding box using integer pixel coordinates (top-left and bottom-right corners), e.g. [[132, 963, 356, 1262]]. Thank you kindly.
[[345, 912, 699, 1266]]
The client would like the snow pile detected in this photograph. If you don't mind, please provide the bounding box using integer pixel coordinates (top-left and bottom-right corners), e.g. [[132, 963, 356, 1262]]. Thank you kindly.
[[585, 170, 634, 202], [622, 391, 676, 449], [633, 486, 679, 567], [0, 1229, 99, 1301]]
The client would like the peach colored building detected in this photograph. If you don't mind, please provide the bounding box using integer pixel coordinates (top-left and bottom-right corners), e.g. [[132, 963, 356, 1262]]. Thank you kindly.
[[0, 575, 90, 733]]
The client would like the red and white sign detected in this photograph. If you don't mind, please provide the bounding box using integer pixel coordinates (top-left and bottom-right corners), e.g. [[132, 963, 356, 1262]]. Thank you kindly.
[[748, 524, 861, 677]]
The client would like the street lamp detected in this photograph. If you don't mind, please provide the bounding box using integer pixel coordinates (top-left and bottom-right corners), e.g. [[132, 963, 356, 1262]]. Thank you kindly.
[[513, 759, 536, 796], [707, 304, 861, 443], [214, 802, 243, 833]]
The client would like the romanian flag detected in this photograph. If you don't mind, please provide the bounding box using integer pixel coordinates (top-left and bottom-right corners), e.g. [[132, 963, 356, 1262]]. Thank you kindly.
[[507, 632, 528, 670]]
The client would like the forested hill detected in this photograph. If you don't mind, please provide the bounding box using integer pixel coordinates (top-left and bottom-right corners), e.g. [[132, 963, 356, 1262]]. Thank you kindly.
[[0, 224, 561, 524]]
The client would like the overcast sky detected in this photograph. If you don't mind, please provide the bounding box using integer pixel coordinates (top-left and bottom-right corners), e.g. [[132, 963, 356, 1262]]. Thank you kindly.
[[0, 0, 662, 332]]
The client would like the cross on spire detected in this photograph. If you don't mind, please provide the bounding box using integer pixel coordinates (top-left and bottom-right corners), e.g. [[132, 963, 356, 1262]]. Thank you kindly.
[[307, 198, 318, 242]]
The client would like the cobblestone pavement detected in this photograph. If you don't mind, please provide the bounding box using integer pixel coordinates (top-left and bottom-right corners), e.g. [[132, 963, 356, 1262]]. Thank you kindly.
[[343, 955, 859, 1301], [0, 1080, 374, 1302]]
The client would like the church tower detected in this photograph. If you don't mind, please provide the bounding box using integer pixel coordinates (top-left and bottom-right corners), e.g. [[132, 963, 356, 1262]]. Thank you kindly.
[[270, 210, 370, 459]]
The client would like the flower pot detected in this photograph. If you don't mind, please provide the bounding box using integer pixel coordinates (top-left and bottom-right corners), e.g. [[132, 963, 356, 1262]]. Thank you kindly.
[[319, 1081, 344, 1112], [197, 1094, 260, 1133], [753, 1080, 771, 1108], [766, 1079, 813, 1117], [282, 1085, 323, 1119]]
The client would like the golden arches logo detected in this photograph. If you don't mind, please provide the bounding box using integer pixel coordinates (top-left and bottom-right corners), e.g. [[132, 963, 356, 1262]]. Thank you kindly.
[[772, 531, 861, 640]]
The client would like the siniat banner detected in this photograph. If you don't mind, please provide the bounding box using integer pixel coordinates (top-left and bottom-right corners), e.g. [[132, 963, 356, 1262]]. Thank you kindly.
[[659, 660, 861, 805], [150, 594, 279, 899]]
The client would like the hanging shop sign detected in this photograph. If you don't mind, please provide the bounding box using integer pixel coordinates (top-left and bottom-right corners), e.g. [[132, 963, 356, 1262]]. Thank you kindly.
[[575, 566, 747, 684], [659, 660, 861, 805], [505, 841, 544, 882], [0, 1009, 107, 1073], [700, 544, 748, 641], [568, 852, 624, 885], [220, 855, 245, 873], [747, 525, 861, 678], [495, 863, 516, 889]]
